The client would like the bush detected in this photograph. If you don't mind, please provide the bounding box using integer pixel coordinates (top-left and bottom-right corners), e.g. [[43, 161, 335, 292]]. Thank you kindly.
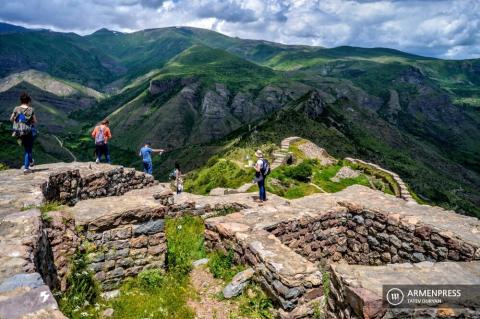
[[283, 161, 314, 182], [165, 216, 206, 275]]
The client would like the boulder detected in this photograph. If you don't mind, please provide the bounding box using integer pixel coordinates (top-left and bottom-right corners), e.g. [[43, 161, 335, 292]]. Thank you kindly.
[[223, 268, 255, 298]]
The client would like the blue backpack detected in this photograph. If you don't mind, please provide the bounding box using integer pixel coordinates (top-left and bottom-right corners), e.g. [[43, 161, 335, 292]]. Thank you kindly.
[[261, 159, 271, 176], [12, 108, 33, 137]]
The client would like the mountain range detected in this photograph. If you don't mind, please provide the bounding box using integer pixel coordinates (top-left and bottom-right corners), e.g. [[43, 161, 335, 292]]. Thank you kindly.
[[0, 22, 479, 217]]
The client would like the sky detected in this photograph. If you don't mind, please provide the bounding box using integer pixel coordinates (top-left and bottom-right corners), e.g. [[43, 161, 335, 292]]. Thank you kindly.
[[0, 0, 479, 59]]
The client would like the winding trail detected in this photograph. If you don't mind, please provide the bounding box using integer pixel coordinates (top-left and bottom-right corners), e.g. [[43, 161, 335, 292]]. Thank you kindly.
[[52, 134, 77, 162]]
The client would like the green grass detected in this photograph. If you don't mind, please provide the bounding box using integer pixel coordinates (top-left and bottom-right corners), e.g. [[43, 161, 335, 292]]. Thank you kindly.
[[207, 250, 245, 282], [234, 284, 274, 319], [184, 159, 254, 195], [58, 250, 101, 319], [110, 270, 195, 319], [345, 160, 399, 196], [165, 216, 206, 275], [312, 164, 370, 193], [288, 139, 308, 161]]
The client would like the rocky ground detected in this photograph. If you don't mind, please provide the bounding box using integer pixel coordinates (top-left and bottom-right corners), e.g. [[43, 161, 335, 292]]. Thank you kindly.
[[188, 265, 243, 319]]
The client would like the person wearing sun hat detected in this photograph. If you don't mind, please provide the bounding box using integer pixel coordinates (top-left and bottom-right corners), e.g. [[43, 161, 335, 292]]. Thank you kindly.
[[253, 149, 270, 204]]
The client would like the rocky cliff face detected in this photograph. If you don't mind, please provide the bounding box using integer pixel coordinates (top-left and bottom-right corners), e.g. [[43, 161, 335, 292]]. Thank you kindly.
[[109, 78, 312, 149]]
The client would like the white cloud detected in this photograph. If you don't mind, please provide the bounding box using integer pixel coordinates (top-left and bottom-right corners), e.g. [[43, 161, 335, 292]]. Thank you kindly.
[[0, 0, 479, 59]]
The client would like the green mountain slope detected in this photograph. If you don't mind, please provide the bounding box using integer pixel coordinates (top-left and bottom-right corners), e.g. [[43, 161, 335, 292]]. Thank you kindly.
[[0, 23, 478, 217]]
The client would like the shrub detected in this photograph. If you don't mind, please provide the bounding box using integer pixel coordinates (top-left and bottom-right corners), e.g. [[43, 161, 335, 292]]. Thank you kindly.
[[283, 161, 314, 182]]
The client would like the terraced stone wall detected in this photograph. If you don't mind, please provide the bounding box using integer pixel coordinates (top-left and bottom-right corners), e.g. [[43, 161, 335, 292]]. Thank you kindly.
[[267, 205, 480, 266], [41, 167, 155, 205]]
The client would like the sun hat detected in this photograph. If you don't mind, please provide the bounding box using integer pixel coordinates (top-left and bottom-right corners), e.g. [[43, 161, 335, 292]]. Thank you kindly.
[[255, 150, 263, 158]]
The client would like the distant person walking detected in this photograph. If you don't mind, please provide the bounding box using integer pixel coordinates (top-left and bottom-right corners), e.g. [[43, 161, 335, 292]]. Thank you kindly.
[[139, 142, 164, 174], [253, 150, 270, 204], [174, 162, 183, 194], [91, 119, 112, 163], [10, 92, 37, 174]]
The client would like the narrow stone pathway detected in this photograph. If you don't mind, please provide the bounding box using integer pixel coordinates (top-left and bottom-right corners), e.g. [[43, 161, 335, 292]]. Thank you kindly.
[[188, 266, 244, 319], [236, 182, 254, 193], [271, 136, 301, 170]]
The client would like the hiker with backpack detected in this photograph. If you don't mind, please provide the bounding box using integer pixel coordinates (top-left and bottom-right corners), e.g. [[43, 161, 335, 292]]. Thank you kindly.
[[139, 142, 164, 174], [10, 92, 37, 174], [253, 150, 270, 204], [91, 119, 112, 163]]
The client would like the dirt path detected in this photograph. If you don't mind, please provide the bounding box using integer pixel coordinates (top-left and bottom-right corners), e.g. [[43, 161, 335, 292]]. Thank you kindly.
[[52, 134, 77, 162], [188, 266, 244, 319]]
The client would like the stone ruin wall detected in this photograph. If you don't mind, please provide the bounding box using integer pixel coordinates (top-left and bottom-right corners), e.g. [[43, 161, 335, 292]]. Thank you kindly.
[[205, 227, 323, 313], [267, 205, 479, 266], [41, 167, 155, 205], [265, 204, 480, 319], [40, 194, 248, 293]]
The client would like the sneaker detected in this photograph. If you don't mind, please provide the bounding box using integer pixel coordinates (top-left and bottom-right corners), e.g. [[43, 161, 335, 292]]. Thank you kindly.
[[29, 159, 35, 168], [23, 169, 32, 174], [95, 158, 100, 164]]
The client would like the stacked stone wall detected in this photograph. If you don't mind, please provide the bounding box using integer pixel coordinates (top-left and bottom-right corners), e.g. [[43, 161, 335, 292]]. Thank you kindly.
[[84, 219, 167, 290], [41, 167, 155, 205], [268, 207, 480, 266]]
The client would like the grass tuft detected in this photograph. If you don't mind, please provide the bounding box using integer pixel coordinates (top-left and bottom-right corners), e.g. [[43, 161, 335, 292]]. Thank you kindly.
[[208, 250, 245, 282], [58, 250, 101, 319]]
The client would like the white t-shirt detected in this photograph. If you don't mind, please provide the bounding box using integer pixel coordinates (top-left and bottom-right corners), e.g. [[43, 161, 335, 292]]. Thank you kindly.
[[256, 159, 264, 169]]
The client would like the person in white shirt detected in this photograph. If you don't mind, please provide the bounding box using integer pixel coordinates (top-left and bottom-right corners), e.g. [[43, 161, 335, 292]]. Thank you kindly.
[[254, 150, 267, 203]]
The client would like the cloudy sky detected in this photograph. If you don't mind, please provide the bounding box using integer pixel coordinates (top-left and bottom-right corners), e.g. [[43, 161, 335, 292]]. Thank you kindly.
[[1, 0, 479, 59]]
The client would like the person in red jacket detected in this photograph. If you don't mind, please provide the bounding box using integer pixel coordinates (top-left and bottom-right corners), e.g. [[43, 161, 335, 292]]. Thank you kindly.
[[91, 119, 112, 163]]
